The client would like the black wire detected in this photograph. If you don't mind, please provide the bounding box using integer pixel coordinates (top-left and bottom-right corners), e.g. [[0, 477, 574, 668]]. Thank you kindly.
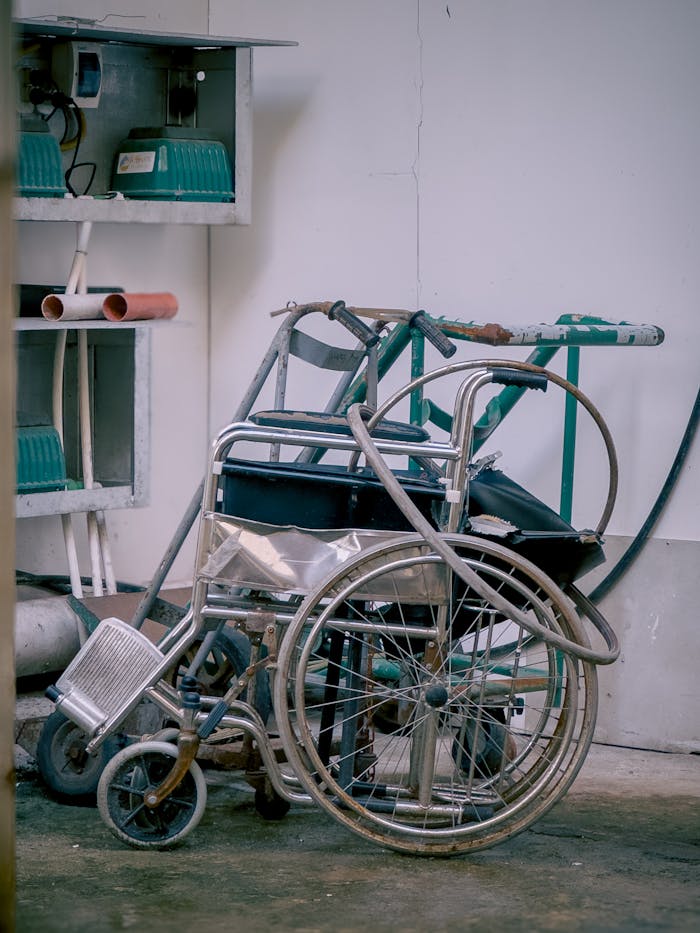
[[38, 88, 96, 194], [589, 384, 700, 603], [66, 158, 97, 196], [63, 102, 97, 196]]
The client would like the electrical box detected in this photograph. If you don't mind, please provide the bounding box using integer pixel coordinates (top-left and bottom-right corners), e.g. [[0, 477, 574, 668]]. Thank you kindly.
[[52, 41, 103, 108]]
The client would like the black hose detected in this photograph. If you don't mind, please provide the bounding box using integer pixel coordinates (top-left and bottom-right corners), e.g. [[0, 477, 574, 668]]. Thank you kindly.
[[589, 384, 700, 603], [15, 570, 145, 594]]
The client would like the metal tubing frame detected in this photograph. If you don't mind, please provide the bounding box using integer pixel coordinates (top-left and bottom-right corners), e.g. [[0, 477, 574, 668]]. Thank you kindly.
[[77, 418, 460, 755], [133, 307, 659, 629], [131, 305, 371, 627], [85, 357, 617, 755], [359, 358, 618, 536], [140, 682, 312, 807]]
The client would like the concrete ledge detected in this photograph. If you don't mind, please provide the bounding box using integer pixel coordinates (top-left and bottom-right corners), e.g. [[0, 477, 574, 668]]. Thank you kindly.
[[14, 693, 54, 760]]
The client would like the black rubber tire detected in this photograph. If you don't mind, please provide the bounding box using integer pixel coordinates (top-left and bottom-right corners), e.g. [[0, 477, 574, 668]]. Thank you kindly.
[[36, 710, 122, 805], [172, 627, 272, 725], [452, 710, 513, 779]]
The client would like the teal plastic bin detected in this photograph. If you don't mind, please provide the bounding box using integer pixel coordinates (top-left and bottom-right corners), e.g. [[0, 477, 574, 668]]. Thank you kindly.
[[111, 126, 234, 202], [16, 426, 67, 493], [17, 125, 67, 198]]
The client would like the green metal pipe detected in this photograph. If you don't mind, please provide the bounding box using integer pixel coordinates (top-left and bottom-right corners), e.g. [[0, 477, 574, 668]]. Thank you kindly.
[[416, 345, 560, 449], [339, 323, 412, 411], [410, 330, 426, 429], [559, 347, 580, 523]]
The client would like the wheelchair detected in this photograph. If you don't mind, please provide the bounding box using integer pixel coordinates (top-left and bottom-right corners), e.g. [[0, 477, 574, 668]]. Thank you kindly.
[[43, 305, 621, 856]]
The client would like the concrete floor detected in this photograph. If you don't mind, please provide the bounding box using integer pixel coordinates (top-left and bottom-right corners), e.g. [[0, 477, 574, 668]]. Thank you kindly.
[[13, 741, 700, 932]]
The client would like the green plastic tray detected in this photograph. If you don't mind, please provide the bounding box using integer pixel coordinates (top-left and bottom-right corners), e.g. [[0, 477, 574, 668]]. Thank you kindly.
[[16, 426, 67, 493]]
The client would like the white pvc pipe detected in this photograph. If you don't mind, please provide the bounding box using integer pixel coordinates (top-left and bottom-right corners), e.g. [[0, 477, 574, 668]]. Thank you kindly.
[[61, 514, 84, 600], [52, 329, 83, 599], [66, 221, 92, 294], [49, 220, 118, 600], [96, 507, 117, 595], [75, 265, 117, 597], [86, 512, 104, 597], [41, 292, 109, 321], [77, 258, 104, 599], [51, 221, 94, 598]]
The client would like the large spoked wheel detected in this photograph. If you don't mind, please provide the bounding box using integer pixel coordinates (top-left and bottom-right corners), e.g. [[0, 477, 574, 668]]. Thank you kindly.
[[36, 711, 122, 804], [276, 534, 597, 856], [96, 741, 207, 850]]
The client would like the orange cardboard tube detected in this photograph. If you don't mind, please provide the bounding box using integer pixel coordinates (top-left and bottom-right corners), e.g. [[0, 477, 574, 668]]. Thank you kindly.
[[102, 292, 179, 322]]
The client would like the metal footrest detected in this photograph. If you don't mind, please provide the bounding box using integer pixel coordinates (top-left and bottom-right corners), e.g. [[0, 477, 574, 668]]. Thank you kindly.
[[53, 617, 165, 736]]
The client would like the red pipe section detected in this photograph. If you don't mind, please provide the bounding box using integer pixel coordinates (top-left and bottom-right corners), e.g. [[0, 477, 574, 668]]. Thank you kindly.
[[102, 292, 178, 322]]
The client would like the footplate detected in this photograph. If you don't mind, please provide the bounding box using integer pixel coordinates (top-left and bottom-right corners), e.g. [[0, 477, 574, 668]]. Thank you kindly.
[[48, 617, 165, 737]]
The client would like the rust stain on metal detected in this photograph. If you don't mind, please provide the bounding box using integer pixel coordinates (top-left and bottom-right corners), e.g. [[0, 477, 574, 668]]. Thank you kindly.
[[449, 322, 515, 345]]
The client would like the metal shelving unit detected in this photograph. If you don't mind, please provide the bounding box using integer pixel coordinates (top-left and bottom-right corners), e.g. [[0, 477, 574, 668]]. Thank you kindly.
[[14, 19, 296, 225], [13, 19, 295, 519], [14, 318, 151, 519]]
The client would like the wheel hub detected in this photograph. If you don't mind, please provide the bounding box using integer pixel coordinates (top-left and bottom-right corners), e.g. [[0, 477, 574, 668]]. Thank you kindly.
[[66, 740, 88, 771], [424, 682, 449, 708]]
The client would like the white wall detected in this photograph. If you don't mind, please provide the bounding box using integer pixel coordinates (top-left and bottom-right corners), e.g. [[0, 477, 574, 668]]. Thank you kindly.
[[207, 0, 699, 752], [417, 1, 700, 541], [208, 0, 698, 542], [13, 1, 699, 748], [207, 1, 421, 430]]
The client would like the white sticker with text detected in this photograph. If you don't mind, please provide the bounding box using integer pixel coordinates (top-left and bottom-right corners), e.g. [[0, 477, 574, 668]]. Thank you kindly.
[[116, 151, 156, 174]]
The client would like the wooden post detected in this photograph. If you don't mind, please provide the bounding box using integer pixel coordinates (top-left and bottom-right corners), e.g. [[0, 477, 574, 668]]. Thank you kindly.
[[0, 1, 17, 929]]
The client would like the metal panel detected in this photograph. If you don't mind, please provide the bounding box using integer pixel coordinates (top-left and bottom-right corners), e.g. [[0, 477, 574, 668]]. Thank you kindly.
[[15, 19, 296, 49]]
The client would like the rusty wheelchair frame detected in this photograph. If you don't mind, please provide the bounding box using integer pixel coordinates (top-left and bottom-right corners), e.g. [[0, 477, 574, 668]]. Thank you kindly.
[[43, 302, 663, 855]]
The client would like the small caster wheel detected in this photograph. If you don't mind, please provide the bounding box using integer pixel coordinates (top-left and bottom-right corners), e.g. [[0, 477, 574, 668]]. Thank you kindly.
[[37, 710, 121, 805], [254, 784, 291, 821], [97, 741, 207, 849]]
